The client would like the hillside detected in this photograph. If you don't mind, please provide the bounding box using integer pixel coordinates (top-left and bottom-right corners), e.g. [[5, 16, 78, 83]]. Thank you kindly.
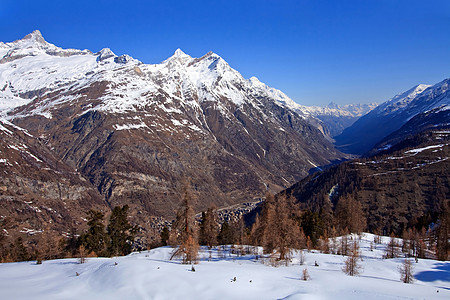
[[0, 119, 108, 240], [0, 233, 447, 299], [285, 128, 450, 234]]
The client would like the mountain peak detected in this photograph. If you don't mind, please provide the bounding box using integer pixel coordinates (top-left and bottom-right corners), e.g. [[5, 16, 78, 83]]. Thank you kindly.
[[173, 48, 187, 57], [22, 30, 46, 45]]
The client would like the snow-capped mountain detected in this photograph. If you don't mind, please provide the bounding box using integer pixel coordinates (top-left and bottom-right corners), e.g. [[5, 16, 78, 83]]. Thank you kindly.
[[299, 102, 378, 137], [0, 31, 344, 236], [335, 80, 450, 154]]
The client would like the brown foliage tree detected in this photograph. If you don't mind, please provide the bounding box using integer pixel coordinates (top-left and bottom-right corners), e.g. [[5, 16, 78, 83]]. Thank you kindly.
[[199, 206, 218, 248], [170, 188, 199, 264], [436, 201, 450, 261], [335, 195, 366, 234], [254, 194, 302, 264], [384, 233, 400, 259], [343, 241, 362, 276], [399, 258, 414, 283]]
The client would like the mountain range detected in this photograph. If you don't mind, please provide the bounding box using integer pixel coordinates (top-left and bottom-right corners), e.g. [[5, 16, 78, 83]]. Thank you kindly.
[[1, 30, 448, 246], [0, 31, 345, 241]]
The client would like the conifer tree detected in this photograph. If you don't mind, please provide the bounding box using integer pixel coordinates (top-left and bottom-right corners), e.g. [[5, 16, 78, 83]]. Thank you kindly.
[[160, 226, 170, 246], [271, 195, 301, 262], [335, 195, 366, 234], [13, 237, 29, 262], [82, 210, 107, 256], [253, 193, 301, 264], [170, 188, 199, 264], [199, 206, 218, 248], [343, 240, 362, 276], [301, 210, 323, 247], [399, 258, 414, 283], [436, 201, 450, 261], [107, 205, 136, 256]]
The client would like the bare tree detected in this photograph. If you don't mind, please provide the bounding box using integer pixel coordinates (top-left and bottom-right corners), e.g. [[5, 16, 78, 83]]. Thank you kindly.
[[342, 241, 362, 276], [338, 229, 350, 256], [78, 245, 86, 264], [299, 249, 305, 266], [399, 258, 414, 283], [170, 187, 199, 264], [302, 268, 310, 281], [384, 233, 400, 259]]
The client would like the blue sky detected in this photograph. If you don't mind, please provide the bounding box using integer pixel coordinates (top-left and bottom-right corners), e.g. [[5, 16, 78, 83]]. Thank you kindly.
[[1, 0, 449, 106]]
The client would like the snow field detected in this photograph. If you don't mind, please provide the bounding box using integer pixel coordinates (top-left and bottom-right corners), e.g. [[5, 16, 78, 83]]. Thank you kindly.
[[0, 233, 448, 299]]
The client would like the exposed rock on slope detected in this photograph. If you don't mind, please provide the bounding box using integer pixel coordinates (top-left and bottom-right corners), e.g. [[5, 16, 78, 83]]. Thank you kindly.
[[0, 119, 108, 239]]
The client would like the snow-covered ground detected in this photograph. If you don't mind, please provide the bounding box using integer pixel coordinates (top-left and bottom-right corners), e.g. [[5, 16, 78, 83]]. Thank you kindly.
[[0, 233, 448, 299]]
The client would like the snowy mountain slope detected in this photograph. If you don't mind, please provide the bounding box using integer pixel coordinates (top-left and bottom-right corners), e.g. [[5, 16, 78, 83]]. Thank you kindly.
[[335, 81, 450, 154], [0, 233, 448, 300], [0, 31, 345, 235]]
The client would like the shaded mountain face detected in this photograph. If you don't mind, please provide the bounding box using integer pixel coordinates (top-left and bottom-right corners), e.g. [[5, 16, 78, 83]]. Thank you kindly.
[[0, 119, 108, 239], [0, 31, 344, 228], [370, 106, 450, 156], [284, 127, 450, 235], [335, 82, 450, 155]]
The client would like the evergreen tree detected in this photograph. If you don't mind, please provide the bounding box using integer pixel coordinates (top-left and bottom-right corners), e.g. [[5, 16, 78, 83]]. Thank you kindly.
[[218, 221, 233, 245], [82, 210, 107, 256], [107, 205, 136, 256], [436, 201, 450, 261], [160, 226, 170, 246], [335, 194, 366, 234], [301, 210, 323, 247]]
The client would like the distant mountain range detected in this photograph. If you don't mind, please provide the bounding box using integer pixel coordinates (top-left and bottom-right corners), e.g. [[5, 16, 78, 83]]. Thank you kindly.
[[300, 102, 378, 137], [335, 81, 450, 155]]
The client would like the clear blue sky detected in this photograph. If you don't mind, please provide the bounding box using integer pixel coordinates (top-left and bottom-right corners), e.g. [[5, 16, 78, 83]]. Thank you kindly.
[[1, 0, 449, 106]]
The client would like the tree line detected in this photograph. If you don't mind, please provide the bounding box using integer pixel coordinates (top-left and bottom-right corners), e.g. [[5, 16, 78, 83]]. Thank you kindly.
[[1, 190, 448, 263], [166, 191, 449, 264], [0, 205, 137, 263]]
